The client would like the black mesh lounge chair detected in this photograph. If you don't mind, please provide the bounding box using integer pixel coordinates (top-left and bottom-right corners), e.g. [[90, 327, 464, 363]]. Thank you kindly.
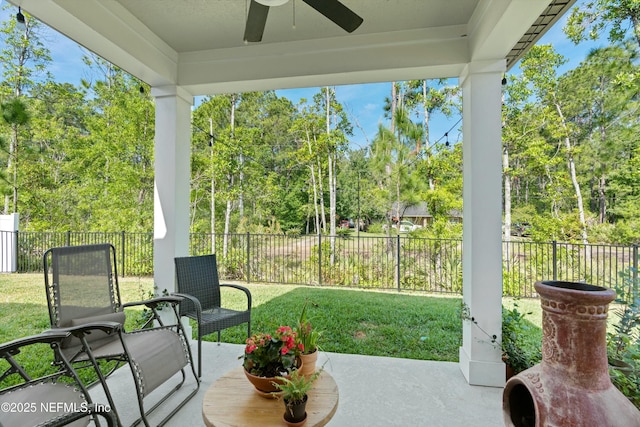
[[0, 330, 117, 427], [174, 254, 252, 377], [43, 244, 199, 427]]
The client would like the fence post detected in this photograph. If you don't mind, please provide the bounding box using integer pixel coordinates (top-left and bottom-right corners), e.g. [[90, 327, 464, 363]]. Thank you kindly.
[[318, 233, 322, 286], [396, 234, 401, 292], [633, 244, 638, 286], [246, 232, 251, 283], [121, 231, 126, 277], [66, 230, 71, 246], [552, 240, 558, 281], [15, 230, 19, 272]]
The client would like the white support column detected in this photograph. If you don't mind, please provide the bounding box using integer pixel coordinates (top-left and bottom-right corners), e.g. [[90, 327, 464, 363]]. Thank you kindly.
[[151, 85, 192, 295], [458, 60, 506, 387]]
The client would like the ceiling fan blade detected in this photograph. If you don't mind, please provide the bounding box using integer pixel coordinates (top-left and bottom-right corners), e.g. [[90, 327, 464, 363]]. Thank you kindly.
[[302, 0, 363, 33], [243, 1, 270, 43]]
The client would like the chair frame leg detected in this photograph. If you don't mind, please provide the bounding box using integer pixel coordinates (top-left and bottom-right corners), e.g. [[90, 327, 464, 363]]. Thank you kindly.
[[198, 332, 203, 378], [77, 335, 124, 427]]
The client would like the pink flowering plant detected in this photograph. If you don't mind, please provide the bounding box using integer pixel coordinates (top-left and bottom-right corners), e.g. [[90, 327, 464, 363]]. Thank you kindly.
[[242, 326, 304, 377]]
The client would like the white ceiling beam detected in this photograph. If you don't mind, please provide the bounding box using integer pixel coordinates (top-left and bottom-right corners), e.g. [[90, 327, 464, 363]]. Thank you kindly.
[[178, 27, 469, 94]]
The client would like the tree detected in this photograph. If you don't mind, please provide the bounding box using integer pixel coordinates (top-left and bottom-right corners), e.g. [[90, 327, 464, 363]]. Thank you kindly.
[[75, 59, 154, 231], [502, 74, 537, 241], [520, 45, 590, 244], [12, 81, 87, 229], [565, 45, 638, 225], [565, 0, 640, 49], [0, 5, 50, 214], [0, 98, 29, 213]]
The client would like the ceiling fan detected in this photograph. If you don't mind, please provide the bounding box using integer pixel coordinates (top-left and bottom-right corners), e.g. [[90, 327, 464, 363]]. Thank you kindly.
[[243, 0, 363, 43]]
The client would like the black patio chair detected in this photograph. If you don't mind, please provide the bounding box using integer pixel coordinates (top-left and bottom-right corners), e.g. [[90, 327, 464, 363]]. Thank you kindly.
[[174, 254, 252, 377], [0, 329, 117, 427], [43, 244, 199, 427]]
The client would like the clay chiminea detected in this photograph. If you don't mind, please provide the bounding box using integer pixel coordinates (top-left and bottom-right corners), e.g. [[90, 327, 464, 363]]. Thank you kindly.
[[503, 280, 640, 427]]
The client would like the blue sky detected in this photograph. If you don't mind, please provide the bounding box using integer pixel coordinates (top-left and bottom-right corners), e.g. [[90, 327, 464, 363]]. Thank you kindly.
[[0, 1, 603, 150]]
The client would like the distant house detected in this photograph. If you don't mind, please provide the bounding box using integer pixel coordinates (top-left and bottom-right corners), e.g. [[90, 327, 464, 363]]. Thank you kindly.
[[389, 202, 462, 227]]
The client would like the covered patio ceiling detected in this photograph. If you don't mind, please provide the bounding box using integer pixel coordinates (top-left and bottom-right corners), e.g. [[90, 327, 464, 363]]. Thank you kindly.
[[12, 0, 574, 95]]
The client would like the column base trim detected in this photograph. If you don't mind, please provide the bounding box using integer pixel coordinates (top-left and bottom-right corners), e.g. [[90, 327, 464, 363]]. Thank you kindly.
[[459, 346, 505, 387]]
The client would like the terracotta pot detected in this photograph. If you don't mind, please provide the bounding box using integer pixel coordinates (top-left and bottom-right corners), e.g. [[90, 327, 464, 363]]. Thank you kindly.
[[282, 412, 307, 427], [503, 281, 640, 427], [243, 358, 303, 395], [284, 394, 308, 425], [243, 368, 284, 393], [299, 350, 318, 377]]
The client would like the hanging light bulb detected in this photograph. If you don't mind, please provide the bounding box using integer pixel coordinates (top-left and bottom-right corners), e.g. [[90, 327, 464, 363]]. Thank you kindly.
[[16, 7, 26, 29]]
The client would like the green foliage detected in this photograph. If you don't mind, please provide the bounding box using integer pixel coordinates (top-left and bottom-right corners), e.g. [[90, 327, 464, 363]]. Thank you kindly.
[[610, 367, 640, 408], [296, 301, 322, 354], [609, 265, 640, 357], [419, 218, 462, 240], [607, 261, 640, 408], [501, 302, 540, 374], [366, 222, 385, 234], [218, 248, 246, 279], [564, 0, 640, 47], [274, 368, 321, 403], [1, 98, 30, 125]]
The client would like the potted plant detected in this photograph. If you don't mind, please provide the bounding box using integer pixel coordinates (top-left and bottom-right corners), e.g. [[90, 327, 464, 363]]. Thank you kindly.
[[501, 303, 537, 378], [241, 325, 304, 394], [296, 302, 322, 377], [274, 368, 322, 426]]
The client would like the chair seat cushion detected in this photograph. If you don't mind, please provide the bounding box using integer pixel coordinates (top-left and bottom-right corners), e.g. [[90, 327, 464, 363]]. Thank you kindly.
[[197, 308, 251, 336], [123, 328, 189, 396]]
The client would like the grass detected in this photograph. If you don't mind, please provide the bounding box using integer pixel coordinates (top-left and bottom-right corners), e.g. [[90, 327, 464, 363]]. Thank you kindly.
[[218, 286, 464, 361], [0, 273, 544, 388]]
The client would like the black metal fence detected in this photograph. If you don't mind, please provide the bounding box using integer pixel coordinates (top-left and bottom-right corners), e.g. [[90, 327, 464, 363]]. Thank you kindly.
[[1, 230, 637, 297]]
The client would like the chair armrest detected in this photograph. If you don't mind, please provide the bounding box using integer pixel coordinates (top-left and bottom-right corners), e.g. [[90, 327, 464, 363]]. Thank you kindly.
[[0, 331, 71, 355], [123, 296, 183, 310], [172, 292, 203, 323], [220, 284, 252, 311], [52, 321, 123, 336]]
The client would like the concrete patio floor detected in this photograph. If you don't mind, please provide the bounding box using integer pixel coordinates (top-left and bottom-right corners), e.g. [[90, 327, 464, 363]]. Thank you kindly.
[[90, 341, 504, 427]]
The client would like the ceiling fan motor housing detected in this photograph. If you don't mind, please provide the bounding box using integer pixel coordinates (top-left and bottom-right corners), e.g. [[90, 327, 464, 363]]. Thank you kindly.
[[255, 0, 289, 6]]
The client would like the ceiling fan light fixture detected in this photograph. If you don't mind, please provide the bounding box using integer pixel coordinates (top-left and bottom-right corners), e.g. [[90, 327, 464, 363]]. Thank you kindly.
[[255, 0, 289, 6]]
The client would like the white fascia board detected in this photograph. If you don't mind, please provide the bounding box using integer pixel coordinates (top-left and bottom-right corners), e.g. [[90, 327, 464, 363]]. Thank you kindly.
[[183, 63, 467, 96], [467, 0, 549, 62]]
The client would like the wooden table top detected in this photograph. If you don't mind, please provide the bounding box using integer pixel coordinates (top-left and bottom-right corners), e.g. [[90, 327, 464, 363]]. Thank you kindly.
[[203, 366, 339, 427]]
